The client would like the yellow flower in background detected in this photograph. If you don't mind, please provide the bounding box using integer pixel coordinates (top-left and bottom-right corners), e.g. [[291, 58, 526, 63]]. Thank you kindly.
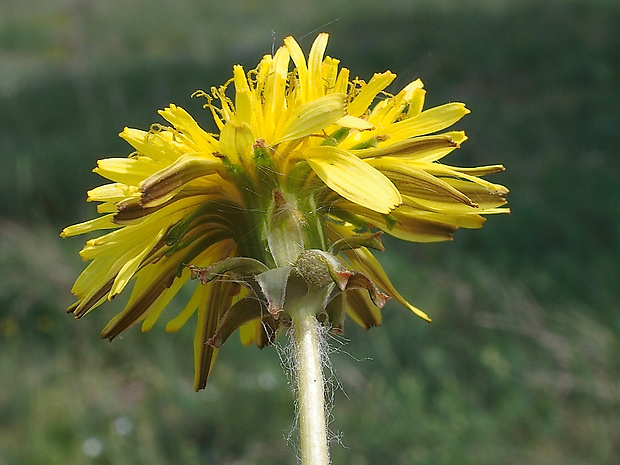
[[62, 33, 508, 390]]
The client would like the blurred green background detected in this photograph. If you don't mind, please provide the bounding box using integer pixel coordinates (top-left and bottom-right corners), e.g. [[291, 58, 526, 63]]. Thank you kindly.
[[1, 0, 619, 463]]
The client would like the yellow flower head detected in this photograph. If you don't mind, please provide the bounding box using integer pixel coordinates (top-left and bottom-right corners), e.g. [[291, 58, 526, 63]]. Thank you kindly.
[[62, 34, 508, 390]]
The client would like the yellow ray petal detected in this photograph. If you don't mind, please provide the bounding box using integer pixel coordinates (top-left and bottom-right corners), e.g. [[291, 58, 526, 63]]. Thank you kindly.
[[264, 45, 290, 140], [368, 80, 425, 127], [351, 131, 467, 160], [284, 35, 309, 100], [79, 225, 153, 261], [71, 253, 118, 297], [239, 319, 260, 347], [406, 80, 426, 117], [95, 157, 167, 186], [366, 156, 476, 206], [395, 206, 487, 230], [321, 56, 341, 94], [219, 121, 255, 166], [96, 201, 121, 214], [384, 103, 470, 143], [232, 65, 255, 130], [334, 66, 350, 94], [69, 284, 111, 319], [120, 128, 187, 163], [166, 283, 203, 332], [307, 32, 329, 99], [139, 154, 222, 205], [275, 93, 346, 143], [141, 267, 191, 331], [110, 228, 167, 298], [158, 104, 218, 149], [87, 183, 141, 203], [401, 195, 499, 214], [101, 261, 177, 339], [330, 198, 459, 243], [304, 146, 402, 214], [335, 115, 375, 131], [400, 180, 507, 210], [61, 214, 119, 238], [347, 71, 397, 117]]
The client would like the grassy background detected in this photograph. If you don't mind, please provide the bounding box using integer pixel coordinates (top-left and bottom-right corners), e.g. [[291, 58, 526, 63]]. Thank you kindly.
[[1, 0, 619, 463]]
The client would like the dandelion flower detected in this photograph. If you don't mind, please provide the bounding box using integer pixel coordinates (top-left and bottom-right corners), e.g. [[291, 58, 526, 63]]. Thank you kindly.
[[62, 33, 508, 391]]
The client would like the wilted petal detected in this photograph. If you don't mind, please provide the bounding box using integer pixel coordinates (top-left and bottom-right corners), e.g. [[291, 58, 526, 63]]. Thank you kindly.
[[343, 272, 389, 309], [344, 247, 431, 322], [140, 267, 192, 331], [194, 279, 237, 390], [208, 298, 263, 348], [165, 285, 203, 332], [367, 156, 476, 207], [325, 293, 346, 333], [351, 132, 467, 161], [100, 264, 177, 340], [110, 228, 167, 298], [139, 154, 222, 206], [345, 289, 382, 329]]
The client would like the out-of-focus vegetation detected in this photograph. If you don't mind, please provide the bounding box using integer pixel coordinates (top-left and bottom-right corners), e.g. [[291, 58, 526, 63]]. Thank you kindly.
[[1, 0, 619, 464]]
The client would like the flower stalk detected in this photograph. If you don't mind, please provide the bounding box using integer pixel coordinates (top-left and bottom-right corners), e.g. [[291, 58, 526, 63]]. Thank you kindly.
[[291, 307, 330, 465]]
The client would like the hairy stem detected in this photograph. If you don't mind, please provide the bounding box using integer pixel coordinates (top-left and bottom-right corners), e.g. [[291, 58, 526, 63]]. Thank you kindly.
[[291, 308, 329, 465]]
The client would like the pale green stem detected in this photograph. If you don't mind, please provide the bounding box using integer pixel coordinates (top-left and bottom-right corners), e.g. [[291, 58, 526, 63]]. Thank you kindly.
[[267, 188, 330, 463], [291, 307, 330, 465]]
